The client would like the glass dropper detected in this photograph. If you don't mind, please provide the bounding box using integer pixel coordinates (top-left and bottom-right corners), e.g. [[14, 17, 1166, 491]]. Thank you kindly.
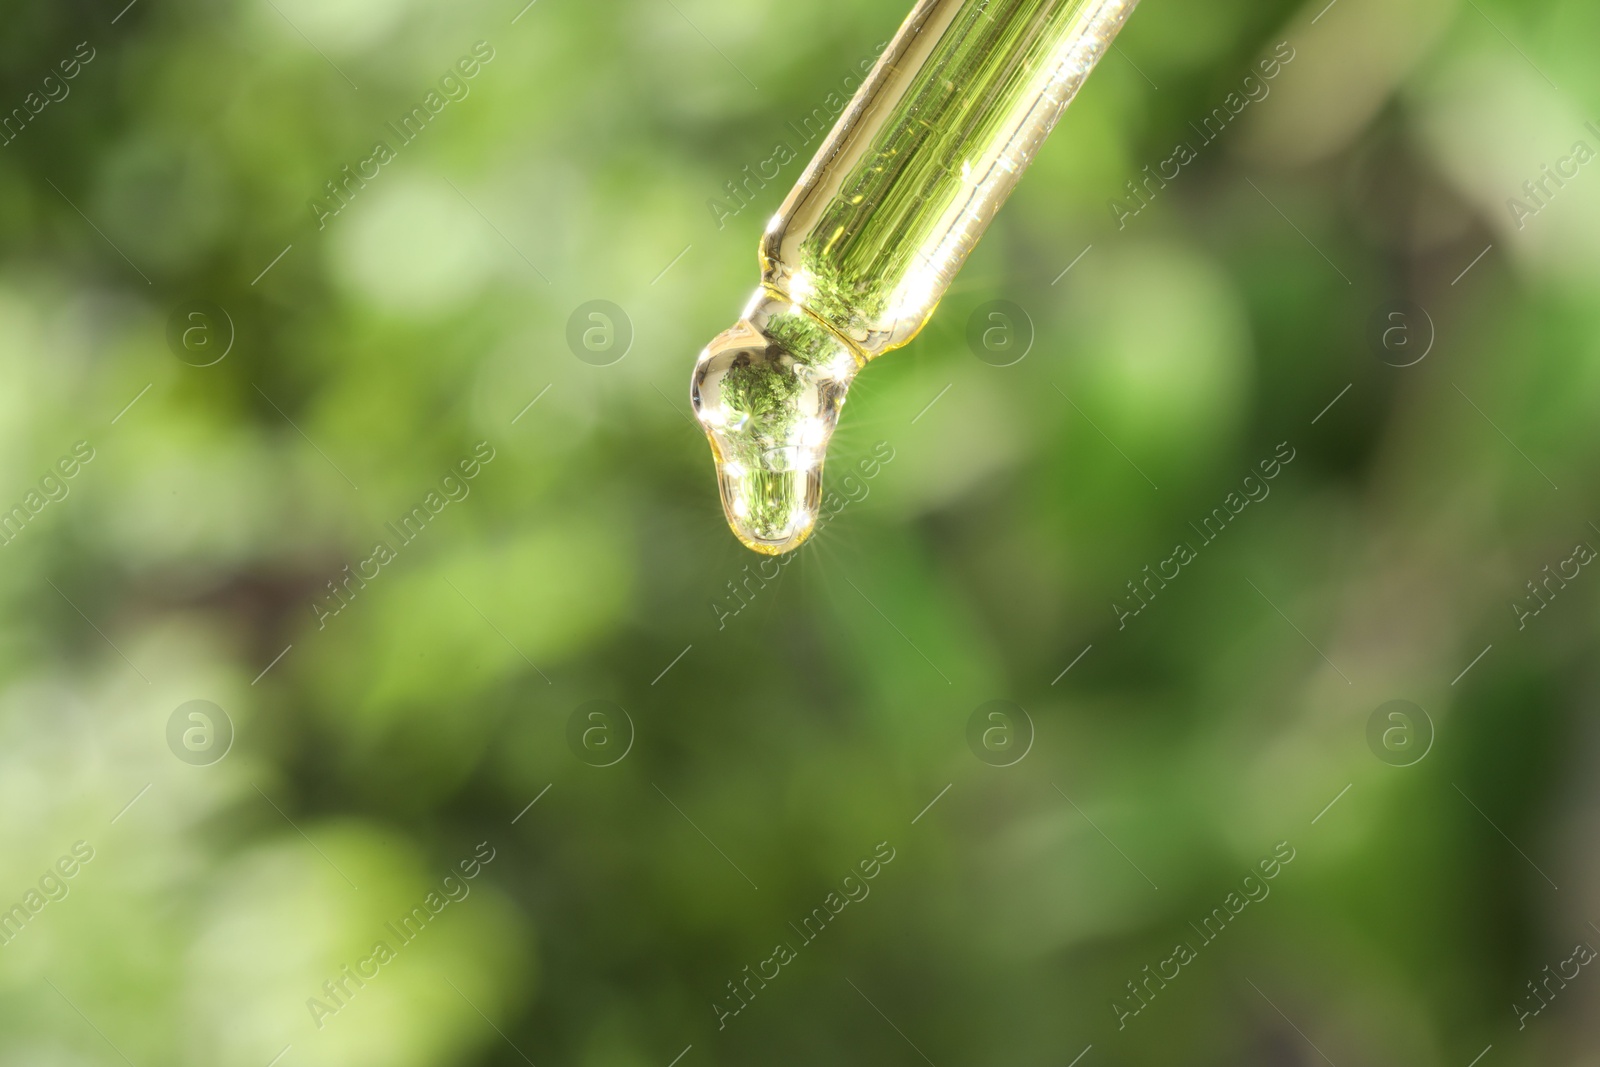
[[692, 0, 1141, 554]]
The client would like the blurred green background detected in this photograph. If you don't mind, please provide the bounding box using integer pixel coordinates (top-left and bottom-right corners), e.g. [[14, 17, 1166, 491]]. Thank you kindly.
[[3, 0, 1599, 1064]]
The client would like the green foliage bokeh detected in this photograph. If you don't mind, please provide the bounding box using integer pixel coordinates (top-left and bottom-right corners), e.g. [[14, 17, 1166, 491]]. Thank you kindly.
[[2, 0, 1599, 1064]]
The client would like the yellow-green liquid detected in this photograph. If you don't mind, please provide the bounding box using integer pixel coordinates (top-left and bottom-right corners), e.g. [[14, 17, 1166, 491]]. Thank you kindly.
[[693, 0, 1140, 554]]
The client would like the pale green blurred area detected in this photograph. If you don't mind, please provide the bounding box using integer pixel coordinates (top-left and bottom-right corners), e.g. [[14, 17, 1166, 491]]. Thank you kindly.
[[2, 0, 1599, 1064]]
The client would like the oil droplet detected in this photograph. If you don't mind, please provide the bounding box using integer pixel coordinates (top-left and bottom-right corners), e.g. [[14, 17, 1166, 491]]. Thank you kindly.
[[691, 291, 861, 555]]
